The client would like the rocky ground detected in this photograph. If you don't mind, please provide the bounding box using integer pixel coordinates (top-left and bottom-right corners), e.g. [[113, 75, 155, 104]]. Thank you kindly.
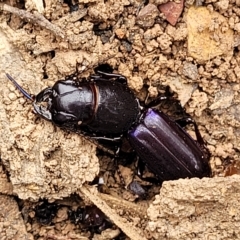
[[1, 0, 240, 239]]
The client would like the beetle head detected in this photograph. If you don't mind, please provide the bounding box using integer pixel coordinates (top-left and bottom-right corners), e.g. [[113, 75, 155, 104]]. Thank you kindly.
[[33, 87, 53, 121]]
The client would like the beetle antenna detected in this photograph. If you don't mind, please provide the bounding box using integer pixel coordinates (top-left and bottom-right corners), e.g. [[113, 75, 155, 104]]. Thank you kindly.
[[6, 73, 34, 101]]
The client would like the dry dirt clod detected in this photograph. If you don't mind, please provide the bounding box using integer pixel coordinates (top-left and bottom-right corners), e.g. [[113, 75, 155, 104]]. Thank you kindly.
[[147, 176, 240, 239], [0, 178, 13, 195], [186, 6, 234, 62], [0, 195, 31, 239]]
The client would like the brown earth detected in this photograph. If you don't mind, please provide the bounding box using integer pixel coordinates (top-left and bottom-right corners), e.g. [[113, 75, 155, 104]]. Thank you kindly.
[[1, 0, 240, 239]]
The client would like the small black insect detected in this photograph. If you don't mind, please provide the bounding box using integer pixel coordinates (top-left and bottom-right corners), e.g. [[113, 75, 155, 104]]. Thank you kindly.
[[34, 200, 59, 225], [6, 70, 211, 181], [69, 205, 111, 233]]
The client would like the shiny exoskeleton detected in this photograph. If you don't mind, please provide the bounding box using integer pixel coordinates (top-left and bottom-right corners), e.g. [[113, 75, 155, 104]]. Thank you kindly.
[[6, 71, 211, 181], [69, 205, 110, 232], [34, 201, 110, 232], [34, 200, 59, 225], [128, 109, 210, 181]]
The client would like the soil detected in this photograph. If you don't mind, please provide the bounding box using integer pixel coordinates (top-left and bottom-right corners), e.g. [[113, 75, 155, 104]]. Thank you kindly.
[[1, 0, 240, 239]]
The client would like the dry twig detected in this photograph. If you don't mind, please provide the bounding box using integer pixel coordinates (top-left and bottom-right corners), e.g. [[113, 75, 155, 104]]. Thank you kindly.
[[79, 185, 148, 240], [0, 3, 65, 38]]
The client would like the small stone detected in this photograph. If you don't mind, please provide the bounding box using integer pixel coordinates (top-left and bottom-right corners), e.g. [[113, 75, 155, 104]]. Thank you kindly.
[[158, 0, 184, 26], [215, 157, 222, 166], [136, 4, 160, 28], [148, 86, 158, 98], [121, 40, 132, 52], [115, 28, 126, 39], [182, 62, 199, 80], [234, 23, 240, 33], [8, 92, 17, 101], [215, 0, 229, 11], [209, 89, 234, 110]]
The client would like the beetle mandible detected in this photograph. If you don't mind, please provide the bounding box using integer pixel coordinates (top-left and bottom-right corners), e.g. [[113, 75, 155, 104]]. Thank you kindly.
[[6, 71, 211, 181]]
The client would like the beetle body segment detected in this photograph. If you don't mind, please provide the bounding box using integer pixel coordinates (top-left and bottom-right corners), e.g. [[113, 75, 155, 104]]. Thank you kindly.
[[128, 109, 211, 181], [50, 80, 94, 124], [35, 77, 141, 137]]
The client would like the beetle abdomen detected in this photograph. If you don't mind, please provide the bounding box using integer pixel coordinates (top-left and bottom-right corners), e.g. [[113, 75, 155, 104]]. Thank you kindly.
[[128, 109, 211, 181]]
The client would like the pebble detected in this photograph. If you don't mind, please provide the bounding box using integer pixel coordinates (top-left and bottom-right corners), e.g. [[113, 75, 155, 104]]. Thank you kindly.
[[158, 0, 184, 26], [8, 92, 17, 101], [136, 4, 159, 28]]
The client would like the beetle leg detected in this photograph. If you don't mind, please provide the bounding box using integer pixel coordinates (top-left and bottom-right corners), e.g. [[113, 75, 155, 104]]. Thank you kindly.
[[86, 137, 117, 155], [145, 85, 176, 107], [145, 95, 170, 108], [175, 117, 205, 145], [69, 126, 124, 156], [115, 160, 127, 186], [90, 136, 122, 142], [136, 158, 161, 184], [96, 70, 126, 79], [176, 117, 210, 162], [93, 71, 127, 84]]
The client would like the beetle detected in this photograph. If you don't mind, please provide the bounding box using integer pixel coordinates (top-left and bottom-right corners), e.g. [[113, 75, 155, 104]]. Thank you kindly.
[[34, 200, 59, 225], [69, 205, 111, 233], [6, 71, 211, 181]]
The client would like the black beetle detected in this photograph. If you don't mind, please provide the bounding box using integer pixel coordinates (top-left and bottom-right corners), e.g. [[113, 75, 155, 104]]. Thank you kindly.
[[69, 205, 111, 233], [6, 71, 211, 181], [34, 200, 59, 225]]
